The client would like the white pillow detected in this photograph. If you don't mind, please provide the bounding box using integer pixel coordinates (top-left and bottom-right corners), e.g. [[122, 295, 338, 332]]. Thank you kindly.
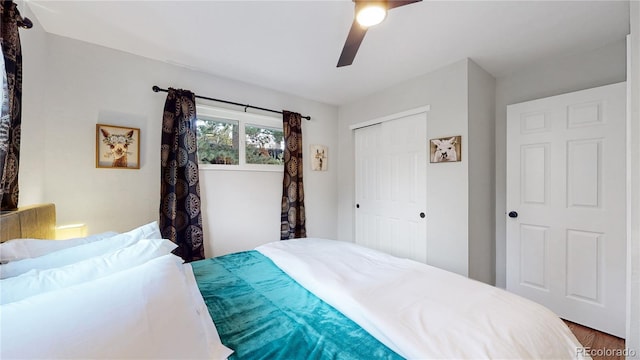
[[0, 231, 118, 263], [0, 221, 161, 279], [120, 220, 162, 240], [0, 239, 178, 305], [0, 254, 232, 359]]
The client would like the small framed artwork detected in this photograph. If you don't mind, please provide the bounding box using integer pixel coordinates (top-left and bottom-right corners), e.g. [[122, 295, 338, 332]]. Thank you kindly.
[[310, 144, 328, 171], [96, 124, 140, 169], [430, 135, 462, 163]]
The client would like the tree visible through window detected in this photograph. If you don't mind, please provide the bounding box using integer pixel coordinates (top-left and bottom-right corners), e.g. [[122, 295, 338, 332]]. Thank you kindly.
[[196, 118, 239, 165], [195, 109, 285, 168], [245, 125, 284, 165]]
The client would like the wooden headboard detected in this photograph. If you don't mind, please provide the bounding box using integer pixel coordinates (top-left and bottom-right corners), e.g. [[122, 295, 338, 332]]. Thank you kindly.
[[0, 204, 56, 242]]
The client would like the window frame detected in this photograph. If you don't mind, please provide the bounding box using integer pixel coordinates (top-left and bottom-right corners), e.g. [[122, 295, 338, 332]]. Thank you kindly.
[[196, 105, 284, 172]]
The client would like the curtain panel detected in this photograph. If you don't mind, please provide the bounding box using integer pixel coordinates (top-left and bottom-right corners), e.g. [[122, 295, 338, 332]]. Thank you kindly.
[[280, 111, 306, 240], [0, 1, 23, 210], [160, 88, 204, 262]]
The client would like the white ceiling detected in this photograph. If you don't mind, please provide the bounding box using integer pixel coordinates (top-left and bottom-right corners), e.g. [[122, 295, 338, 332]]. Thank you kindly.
[[25, 0, 630, 106]]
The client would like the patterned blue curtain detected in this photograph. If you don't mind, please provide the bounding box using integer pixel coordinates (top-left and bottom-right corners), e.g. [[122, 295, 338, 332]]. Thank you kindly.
[[160, 88, 204, 262], [280, 111, 306, 239], [0, 1, 23, 210]]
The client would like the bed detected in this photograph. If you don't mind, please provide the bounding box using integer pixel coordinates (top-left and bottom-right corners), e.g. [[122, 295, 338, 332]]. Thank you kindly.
[[0, 204, 588, 359]]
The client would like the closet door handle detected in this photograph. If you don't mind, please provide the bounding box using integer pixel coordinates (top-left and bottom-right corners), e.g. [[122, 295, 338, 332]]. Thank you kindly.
[[419, 212, 426, 219], [508, 211, 518, 218]]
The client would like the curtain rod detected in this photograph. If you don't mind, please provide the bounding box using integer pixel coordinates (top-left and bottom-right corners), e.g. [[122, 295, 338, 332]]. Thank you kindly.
[[4, 0, 33, 29], [152, 86, 311, 121]]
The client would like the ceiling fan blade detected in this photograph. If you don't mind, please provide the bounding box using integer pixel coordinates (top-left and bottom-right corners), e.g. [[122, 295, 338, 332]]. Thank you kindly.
[[337, 0, 421, 67], [387, 0, 422, 10], [337, 20, 368, 67]]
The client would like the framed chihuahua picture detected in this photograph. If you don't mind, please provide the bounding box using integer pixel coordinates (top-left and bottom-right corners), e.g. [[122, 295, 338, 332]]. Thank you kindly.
[[430, 136, 461, 163], [96, 124, 140, 169]]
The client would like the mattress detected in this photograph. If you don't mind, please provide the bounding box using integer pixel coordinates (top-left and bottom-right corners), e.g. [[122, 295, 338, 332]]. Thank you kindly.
[[249, 238, 586, 359]]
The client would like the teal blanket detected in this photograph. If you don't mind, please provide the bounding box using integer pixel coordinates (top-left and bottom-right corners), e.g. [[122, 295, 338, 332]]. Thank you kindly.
[[192, 251, 403, 360]]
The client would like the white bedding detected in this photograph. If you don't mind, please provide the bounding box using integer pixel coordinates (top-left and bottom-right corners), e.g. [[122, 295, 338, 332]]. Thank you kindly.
[[257, 238, 587, 360], [0, 221, 232, 360], [1, 254, 230, 359]]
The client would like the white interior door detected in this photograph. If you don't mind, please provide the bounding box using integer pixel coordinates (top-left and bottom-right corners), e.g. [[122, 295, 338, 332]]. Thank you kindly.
[[506, 82, 626, 337], [354, 112, 427, 262]]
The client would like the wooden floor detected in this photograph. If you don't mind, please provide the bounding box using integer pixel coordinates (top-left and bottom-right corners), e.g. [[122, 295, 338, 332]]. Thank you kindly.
[[563, 320, 626, 360]]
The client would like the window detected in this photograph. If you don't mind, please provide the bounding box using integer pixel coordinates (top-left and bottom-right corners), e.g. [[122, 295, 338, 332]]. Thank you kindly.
[[195, 105, 284, 171], [245, 124, 284, 165], [196, 118, 239, 165]]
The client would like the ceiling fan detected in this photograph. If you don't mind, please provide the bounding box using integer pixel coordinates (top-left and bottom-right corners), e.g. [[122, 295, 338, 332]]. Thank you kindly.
[[337, 0, 422, 67]]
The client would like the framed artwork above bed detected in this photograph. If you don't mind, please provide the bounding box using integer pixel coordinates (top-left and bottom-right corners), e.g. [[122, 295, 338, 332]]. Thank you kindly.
[[96, 124, 140, 169]]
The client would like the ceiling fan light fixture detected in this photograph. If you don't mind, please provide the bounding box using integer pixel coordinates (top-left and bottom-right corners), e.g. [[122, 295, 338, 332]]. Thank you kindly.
[[356, 3, 387, 27]]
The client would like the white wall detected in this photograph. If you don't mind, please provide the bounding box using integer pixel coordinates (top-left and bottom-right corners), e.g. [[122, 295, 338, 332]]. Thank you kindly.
[[18, 3, 47, 205], [467, 61, 496, 284], [338, 59, 475, 277], [20, 25, 338, 257], [627, 0, 640, 355], [494, 40, 627, 288]]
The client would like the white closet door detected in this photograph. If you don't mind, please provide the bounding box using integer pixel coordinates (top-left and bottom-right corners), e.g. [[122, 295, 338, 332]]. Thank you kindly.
[[355, 112, 427, 262], [506, 82, 626, 337]]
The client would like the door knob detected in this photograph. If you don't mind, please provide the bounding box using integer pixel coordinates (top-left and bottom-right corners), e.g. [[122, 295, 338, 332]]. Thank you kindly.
[[419, 212, 426, 218], [508, 211, 518, 218], [356, 204, 360, 208]]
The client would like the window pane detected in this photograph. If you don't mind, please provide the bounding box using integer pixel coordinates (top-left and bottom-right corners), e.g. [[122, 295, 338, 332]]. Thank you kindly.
[[245, 125, 284, 165], [196, 117, 239, 165]]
